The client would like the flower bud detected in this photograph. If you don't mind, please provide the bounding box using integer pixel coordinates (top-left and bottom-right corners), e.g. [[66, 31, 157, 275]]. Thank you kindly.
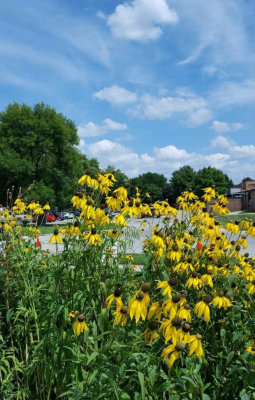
[[172, 316, 182, 327], [114, 288, 122, 297], [175, 342, 185, 351], [120, 306, 128, 314], [182, 323, 191, 332], [148, 320, 158, 331], [172, 294, 181, 303], [168, 277, 177, 286], [78, 314, 85, 322], [141, 282, 150, 293], [136, 291, 145, 300]]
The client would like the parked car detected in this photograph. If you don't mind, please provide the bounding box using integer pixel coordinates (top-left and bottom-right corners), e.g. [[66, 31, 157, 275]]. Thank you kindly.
[[45, 212, 56, 222], [52, 211, 65, 221], [62, 211, 74, 219]]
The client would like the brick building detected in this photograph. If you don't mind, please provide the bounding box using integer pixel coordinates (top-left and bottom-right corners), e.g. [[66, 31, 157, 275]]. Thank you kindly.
[[227, 181, 255, 212]]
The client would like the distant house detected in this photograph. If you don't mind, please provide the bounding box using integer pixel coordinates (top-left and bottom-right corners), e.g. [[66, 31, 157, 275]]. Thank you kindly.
[[237, 180, 255, 191], [227, 180, 255, 212]]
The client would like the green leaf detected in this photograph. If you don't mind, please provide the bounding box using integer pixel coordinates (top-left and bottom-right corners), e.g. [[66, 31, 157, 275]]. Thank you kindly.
[[148, 366, 157, 387], [226, 351, 234, 364], [138, 371, 145, 400], [202, 395, 211, 400]]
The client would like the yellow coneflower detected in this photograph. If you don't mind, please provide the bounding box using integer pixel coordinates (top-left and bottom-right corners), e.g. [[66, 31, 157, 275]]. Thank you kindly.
[[113, 305, 128, 326], [240, 219, 250, 231], [188, 334, 203, 358], [148, 301, 164, 321], [94, 207, 110, 226], [143, 321, 159, 345], [246, 222, 255, 238], [83, 228, 102, 246], [108, 229, 121, 239], [246, 346, 255, 354], [151, 232, 165, 249], [113, 186, 128, 202], [177, 303, 192, 322], [129, 291, 148, 323], [174, 261, 194, 274], [212, 290, 232, 309], [113, 213, 127, 227], [162, 342, 185, 369], [160, 316, 182, 343], [163, 294, 181, 319], [78, 172, 94, 187], [43, 203, 50, 211], [106, 194, 122, 211], [246, 280, 255, 295], [69, 310, 78, 318], [201, 274, 213, 288], [157, 277, 177, 298], [225, 221, 239, 235], [49, 229, 63, 244], [73, 314, 88, 336], [176, 324, 191, 345], [186, 273, 203, 290], [194, 295, 212, 323], [105, 288, 123, 310], [182, 189, 198, 201]]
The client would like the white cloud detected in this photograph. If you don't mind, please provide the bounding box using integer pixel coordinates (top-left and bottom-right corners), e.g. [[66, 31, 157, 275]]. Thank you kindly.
[[154, 145, 189, 160], [107, 0, 178, 41], [78, 118, 127, 138], [211, 120, 244, 133], [173, 0, 253, 67], [129, 92, 213, 126], [93, 85, 137, 105], [83, 139, 255, 182], [211, 135, 235, 149], [210, 80, 255, 109]]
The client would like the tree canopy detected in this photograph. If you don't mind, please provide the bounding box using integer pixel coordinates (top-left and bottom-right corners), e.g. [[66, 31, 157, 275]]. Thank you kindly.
[[168, 166, 197, 203], [166, 165, 233, 203], [0, 102, 97, 208], [130, 172, 167, 203]]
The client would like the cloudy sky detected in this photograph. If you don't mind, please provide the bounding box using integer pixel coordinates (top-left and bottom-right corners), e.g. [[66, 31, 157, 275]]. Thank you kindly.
[[1, 0, 255, 182]]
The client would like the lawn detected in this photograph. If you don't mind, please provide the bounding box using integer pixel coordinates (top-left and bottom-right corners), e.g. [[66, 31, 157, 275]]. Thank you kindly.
[[119, 252, 146, 265], [215, 212, 255, 226], [22, 224, 69, 235]]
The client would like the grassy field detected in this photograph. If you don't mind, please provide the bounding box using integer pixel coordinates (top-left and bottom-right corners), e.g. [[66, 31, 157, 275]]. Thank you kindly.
[[119, 253, 146, 265], [22, 224, 69, 235], [215, 212, 255, 226]]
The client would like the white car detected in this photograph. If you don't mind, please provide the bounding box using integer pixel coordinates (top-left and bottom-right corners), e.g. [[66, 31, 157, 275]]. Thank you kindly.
[[62, 212, 74, 219]]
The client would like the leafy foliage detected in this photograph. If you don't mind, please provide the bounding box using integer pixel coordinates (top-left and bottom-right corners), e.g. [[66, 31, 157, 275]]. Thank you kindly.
[[0, 102, 98, 208], [1, 176, 255, 400], [130, 172, 168, 203]]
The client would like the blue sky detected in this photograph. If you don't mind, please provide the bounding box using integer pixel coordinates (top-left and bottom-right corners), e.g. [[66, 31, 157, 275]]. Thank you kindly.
[[1, 0, 255, 182]]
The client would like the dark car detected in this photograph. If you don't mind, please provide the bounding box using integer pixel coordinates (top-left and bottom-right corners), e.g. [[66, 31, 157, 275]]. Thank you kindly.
[[52, 211, 65, 221]]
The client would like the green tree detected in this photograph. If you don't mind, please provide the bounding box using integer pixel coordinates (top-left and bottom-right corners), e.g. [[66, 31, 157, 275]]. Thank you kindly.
[[0, 102, 97, 208], [194, 166, 233, 196], [130, 172, 167, 203], [242, 177, 253, 182], [168, 166, 197, 203]]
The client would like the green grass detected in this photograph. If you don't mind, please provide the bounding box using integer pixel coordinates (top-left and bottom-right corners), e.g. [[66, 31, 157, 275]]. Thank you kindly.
[[22, 222, 118, 235], [119, 253, 146, 266], [215, 213, 255, 227], [22, 224, 69, 235]]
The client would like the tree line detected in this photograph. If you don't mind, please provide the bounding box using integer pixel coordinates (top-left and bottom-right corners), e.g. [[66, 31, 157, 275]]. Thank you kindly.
[[0, 102, 234, 209]]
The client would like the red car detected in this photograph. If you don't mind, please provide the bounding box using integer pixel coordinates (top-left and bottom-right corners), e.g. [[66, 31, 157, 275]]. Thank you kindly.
[[45, 212, 56, 222]]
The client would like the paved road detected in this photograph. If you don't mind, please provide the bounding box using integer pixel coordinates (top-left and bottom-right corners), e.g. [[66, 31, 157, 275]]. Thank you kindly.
[[39, 217, 255, 258]]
